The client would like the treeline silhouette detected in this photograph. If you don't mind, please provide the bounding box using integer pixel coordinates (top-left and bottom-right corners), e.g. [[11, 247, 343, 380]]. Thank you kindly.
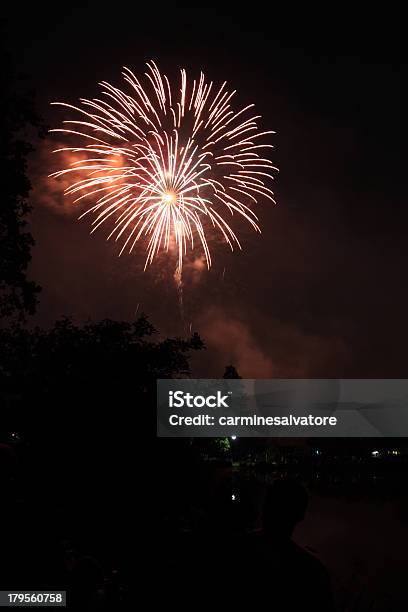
[[0, 316, 204, 605]]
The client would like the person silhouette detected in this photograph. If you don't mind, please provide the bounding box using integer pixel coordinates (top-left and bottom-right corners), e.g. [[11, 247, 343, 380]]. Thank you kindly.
[[247, 479, 334, 611]]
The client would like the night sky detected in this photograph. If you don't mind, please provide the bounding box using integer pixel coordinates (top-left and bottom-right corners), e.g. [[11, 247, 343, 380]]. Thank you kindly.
[[3, 7, 408, 378]]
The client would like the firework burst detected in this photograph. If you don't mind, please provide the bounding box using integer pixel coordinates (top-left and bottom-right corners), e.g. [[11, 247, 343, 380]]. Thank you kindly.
[[50, 62, 277, 272]]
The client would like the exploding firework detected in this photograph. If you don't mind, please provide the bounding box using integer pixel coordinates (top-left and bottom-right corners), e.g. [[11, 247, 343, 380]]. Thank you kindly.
[[50, 62, 277, 273]]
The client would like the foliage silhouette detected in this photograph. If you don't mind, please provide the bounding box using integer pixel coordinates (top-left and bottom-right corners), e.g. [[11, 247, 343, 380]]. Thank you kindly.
[[0, 49, 43, 320], [223, 365, 242, 379], [0, 315, 204, 422]]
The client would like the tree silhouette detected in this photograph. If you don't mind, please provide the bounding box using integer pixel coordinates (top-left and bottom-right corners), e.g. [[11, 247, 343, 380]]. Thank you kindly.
[[0, 315, 205, 539], [0, 50, 42, 320], [0, 315, 204, 419], [223, 365, 242, 379]]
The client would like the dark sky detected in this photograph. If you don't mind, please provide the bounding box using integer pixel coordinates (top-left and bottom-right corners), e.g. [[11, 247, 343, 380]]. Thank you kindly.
[[3, 6, 408, 377]]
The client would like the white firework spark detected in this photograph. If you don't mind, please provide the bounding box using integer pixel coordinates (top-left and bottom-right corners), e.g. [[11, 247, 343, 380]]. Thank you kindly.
[[50, 61, 277, 272]]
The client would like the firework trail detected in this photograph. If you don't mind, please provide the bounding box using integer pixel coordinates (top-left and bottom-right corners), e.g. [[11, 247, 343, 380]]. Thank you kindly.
[[50, 61, 277, 275], [173, 265, 184, 324]]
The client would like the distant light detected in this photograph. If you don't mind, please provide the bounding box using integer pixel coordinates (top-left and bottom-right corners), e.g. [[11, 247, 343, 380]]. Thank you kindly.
[[371, 450, 380, 457], [231, 494, 236, 501], [231, 435, 237, 440], [315, 449, 321, 455], [392, 449, 400, 456]]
